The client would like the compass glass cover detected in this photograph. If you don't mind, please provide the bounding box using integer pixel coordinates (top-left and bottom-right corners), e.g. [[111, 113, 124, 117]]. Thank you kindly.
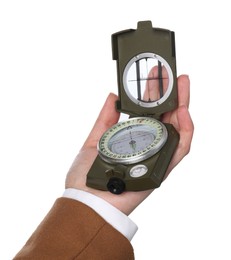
[[123, 52, 173, 108]]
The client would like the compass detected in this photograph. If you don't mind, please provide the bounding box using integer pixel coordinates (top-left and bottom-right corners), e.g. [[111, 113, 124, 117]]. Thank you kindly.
[[98, 117, 167, 165], [86, 21, 179, 194]]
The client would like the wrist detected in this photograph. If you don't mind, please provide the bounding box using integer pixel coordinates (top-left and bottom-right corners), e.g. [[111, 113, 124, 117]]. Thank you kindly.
[[79, 186, 153, 215]]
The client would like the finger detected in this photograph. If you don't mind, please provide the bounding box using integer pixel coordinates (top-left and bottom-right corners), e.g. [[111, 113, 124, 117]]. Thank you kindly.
[[82, 93, 120, 149], [177, 105, 194, 154], [169, 105, 194, 169], [177, 75, 190, 108], [143, 66, 160, 101], [143, 65, 169, 101]]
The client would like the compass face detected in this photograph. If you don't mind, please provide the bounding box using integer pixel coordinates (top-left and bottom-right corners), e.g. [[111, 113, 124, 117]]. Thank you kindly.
[[98, 117, 168, 164]]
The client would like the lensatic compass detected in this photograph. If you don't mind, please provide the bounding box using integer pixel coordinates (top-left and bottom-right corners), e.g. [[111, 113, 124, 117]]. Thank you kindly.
[[86, 21, 179, 194]]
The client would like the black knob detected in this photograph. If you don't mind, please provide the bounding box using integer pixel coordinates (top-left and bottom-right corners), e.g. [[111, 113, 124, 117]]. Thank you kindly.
[[107, 177, 125, 195]]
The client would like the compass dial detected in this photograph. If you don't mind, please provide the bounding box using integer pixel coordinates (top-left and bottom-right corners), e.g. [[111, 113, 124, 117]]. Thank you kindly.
[[98, 117, 168, 164]]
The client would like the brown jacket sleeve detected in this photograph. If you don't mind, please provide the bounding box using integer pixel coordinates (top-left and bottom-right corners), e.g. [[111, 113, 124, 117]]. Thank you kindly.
[[14, 197, 134, 260]]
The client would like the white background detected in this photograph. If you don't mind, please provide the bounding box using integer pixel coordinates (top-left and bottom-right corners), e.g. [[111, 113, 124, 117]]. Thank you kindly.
[[0, 1, 230, 259]]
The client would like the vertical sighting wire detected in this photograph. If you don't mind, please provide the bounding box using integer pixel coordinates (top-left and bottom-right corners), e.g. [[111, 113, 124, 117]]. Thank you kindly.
[[136, 60, 141, 101], [158, 61, 163, 98]]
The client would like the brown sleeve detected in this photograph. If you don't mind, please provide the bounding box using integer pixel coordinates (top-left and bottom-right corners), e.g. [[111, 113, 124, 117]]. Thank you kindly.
[[13, 197, 134, 260]]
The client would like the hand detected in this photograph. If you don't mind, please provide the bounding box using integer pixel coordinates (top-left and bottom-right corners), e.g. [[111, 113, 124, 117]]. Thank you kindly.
[[65, 74, 194, 215]]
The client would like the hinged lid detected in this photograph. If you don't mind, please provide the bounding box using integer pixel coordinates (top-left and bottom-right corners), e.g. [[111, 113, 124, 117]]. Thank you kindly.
[[112, 21, 178, 118]]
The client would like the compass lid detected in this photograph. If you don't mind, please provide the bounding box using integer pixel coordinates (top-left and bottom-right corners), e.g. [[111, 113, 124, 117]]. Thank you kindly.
[[112, 21, 178, 118]]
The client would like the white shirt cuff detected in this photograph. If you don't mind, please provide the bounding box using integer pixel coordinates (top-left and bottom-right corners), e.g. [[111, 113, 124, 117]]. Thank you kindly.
[[63, 188, 138, 241]]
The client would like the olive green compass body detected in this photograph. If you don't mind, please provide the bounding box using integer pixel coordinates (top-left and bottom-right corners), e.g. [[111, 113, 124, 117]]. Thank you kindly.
[[86, 21, 179, 194]]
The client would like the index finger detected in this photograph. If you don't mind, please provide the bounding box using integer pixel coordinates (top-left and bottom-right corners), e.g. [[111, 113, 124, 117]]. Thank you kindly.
[[177, 75, 190, 108]]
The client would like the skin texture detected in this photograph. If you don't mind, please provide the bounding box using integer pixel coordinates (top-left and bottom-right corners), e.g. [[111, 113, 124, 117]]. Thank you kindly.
[[65, 74, 194, 215]]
